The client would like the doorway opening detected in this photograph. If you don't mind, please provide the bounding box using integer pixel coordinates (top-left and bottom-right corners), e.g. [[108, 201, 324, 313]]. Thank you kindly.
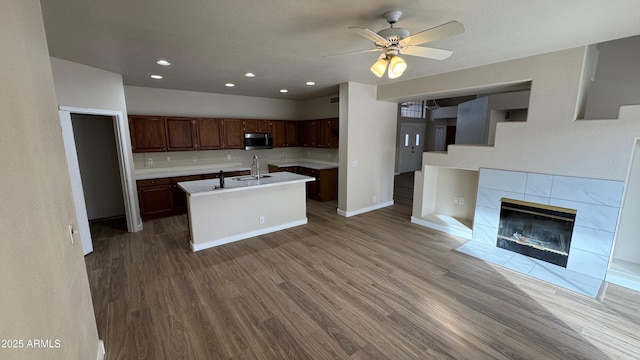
[[59, 107, 140, 255]]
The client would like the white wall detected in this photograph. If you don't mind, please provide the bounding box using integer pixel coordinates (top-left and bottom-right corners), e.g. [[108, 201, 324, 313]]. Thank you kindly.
[[72, 114, 125, 220], [338, 82, 397, 215], [584, 35, 640, 119], [124, 86, 304, 119], [0, 1, 100, 358]]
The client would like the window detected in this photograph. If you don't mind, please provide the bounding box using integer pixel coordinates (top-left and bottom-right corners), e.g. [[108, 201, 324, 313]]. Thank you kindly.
[[400, 101, 426, 119]]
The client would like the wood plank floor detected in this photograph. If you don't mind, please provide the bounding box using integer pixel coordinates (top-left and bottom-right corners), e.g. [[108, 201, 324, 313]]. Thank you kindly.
[[86, 182, 640, 359]]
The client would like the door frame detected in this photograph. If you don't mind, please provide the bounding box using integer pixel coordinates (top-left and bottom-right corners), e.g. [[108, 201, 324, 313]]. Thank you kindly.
[[59, 106, 141, 254]]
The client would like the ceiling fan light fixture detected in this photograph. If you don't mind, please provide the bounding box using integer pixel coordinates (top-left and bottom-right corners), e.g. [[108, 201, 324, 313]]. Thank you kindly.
[[388, 55, 407, 79], [370, 57, 388, 77]]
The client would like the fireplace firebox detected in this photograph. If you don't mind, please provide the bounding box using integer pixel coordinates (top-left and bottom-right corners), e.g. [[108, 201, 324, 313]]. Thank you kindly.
[[497, 198, 576, 267]]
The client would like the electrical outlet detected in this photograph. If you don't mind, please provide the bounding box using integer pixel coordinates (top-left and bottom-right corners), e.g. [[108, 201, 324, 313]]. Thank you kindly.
[[227, 155, 232, 160], [259, 216, 265, 224], [352, 160, 358, 167], [192, 156, 197, 162], [459, 197, 465, 205], [147, 158, 153, 165], [373, 195, 377, 203], [453, 196, 459, 204], [167, 156, 171, 161]]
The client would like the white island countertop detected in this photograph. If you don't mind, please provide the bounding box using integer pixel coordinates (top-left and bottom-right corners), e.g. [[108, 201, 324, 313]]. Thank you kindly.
[[268, 160, 338, 170], [178, 171, 314, 197]]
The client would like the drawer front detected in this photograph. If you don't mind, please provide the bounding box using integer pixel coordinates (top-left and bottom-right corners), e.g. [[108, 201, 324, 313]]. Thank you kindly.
[[137, 178, 171, 187]]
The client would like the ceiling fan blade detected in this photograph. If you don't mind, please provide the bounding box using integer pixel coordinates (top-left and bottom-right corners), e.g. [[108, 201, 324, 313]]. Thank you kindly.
[[323, 48, 381, 58], [403, 21, 465, 46], [350, 27, 391, 47], [401, 46, 453, 60]]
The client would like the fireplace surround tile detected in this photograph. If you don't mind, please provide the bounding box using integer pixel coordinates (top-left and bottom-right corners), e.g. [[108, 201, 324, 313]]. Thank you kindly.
[[524, 195, 550, 204], [570, 226, 614, 256], [551, 176, 624, 207], [476, 188, 524, 209], [472, 223, 500, 245], [478, 169, 527, 193], [473, 205, 500, 227], [566, 248, 608, 279], [549, 198, 620, 233], [527, 262, 602, 297], [525, 173, 553, 197]]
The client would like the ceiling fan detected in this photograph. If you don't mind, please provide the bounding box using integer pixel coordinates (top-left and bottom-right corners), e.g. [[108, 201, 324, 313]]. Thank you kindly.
[[345, 11, 464, 78]]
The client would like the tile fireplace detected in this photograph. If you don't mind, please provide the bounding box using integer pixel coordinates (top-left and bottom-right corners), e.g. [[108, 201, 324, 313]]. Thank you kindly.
[[457, 168, 624, 297]]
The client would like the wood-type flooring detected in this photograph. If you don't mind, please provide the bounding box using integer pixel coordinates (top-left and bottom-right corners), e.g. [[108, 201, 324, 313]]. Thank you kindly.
[[85, 174, 640, 359]]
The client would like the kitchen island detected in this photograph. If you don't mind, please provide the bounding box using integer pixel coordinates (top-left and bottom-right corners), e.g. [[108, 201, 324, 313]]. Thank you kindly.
[[178, 171, 314, 251]]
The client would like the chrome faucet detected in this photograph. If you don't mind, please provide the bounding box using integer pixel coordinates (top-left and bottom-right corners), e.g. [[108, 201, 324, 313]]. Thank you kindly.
[[251, 155, 260, 179]]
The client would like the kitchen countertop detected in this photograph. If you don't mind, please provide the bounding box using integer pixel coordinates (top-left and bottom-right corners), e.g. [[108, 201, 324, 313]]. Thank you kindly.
[[178, 171, 314, 197], [268, 159, 338, 170], [135, 163, 251, 180]]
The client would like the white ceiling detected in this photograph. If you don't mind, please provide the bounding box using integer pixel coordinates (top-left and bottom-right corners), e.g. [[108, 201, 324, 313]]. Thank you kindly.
[[40, 0, 640, 100]]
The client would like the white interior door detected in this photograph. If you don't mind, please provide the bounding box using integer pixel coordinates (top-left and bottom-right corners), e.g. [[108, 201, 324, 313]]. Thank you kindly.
[[434, 126, 446, 151], [398, 123, 425, 173], [59, 111, 93, 255]]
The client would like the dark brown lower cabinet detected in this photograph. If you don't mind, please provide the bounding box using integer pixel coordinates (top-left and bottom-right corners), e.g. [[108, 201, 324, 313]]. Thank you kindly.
[[137, 170, 250, 219], [269, 165, 338, 202], [137, 178, 174, 219]]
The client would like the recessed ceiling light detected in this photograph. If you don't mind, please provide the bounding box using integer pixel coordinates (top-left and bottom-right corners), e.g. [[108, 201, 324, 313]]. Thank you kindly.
[[280, 89, 288, 93], [150, 75, 163, 79], [225, 83, 235, 87], [156, 60, 171, 66], [244, 72, 256, 78], [305, 81, 316, 86]]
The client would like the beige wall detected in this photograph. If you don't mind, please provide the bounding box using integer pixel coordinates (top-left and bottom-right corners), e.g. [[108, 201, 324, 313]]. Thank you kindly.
[[300, 94, 339, 119], [0, 1, 99, 359], [338, 82, 397, 215], [51, 57, 129, 114], [434, 168, 478, 221], [380, 46, 640, 181], [50, 56, 141, 230], [124, 86, 304, 119]]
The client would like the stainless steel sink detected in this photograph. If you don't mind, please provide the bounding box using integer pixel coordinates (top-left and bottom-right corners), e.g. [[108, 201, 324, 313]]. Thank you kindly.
[[232, 175, 272, 181]]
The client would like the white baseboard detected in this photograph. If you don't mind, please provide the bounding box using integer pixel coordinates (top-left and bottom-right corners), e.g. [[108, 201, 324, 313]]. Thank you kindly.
[[606, 269, 640, 292], [190, 218, 308, 252], [96, 340, 105, 360], [411, 216, 473, 240], [336, 201, 394, 217]]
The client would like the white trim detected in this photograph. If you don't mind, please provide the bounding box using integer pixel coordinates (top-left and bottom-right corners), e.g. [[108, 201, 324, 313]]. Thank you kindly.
[[58, 106, 142, 233], [59, 111, 93, 255], [336, 200, 394, 217], [411, 216, 473, 240], [605, 269, 640, 293], [96, 340, 105, 360], [190, 219, 308, 252]]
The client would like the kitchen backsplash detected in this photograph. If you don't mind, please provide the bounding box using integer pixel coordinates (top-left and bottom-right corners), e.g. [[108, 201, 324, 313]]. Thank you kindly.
[[133, 147, 338, 172]]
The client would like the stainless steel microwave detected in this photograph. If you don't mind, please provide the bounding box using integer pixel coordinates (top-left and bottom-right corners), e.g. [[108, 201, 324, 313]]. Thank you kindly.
[[244, 133, 273, 150]]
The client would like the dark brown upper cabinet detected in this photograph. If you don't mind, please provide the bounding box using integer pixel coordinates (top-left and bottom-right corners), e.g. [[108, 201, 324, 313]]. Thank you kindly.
[[129, 115, 167, 152], [244, 119, 272, 133], [195, 118, 222, 150], [222, 119, 244, 149], [165, 117, 196, 151]]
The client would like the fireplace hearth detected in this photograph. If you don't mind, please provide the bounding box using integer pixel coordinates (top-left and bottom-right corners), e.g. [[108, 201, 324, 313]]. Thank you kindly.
[[497, 198, 576, 267]]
